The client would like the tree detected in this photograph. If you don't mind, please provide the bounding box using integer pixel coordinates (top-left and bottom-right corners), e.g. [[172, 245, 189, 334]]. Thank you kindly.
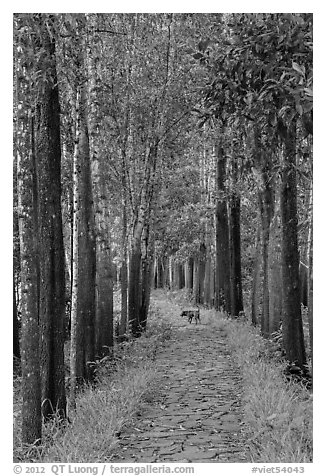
[[86, 14, 114, 356], [68, 18, 98, 406], [14, 13, 67, 425], [280, 123, 306, 365], [16, 94, 42, 444], [215, 128, 231, 313], [13, 276, 20, 360], [32, 15, 67, 419], [229, 147, 244, 317]]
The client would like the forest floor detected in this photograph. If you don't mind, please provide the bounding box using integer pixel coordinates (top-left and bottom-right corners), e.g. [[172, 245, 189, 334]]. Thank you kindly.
[[110, 291, 249, 463]]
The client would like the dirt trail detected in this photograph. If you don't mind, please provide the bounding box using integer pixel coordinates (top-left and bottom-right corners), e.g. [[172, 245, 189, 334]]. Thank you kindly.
[[111, 293, 249, 463]]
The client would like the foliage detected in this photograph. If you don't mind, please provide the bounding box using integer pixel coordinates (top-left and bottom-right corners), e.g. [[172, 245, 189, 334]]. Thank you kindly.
[[198, 14, 312, 136]]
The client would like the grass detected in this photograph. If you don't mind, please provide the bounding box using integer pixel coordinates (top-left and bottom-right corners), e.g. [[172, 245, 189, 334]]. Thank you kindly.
[[13, 304, 172, 463], [221, 317, 313, 463]]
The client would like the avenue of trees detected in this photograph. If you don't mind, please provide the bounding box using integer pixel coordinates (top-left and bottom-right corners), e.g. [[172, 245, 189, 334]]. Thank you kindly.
[[13, 13, 312, 446]]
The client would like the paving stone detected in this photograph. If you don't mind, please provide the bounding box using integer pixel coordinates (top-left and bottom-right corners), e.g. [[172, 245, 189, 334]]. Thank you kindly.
[[172, 449, 217, 461], [146, 439, 177, 448]]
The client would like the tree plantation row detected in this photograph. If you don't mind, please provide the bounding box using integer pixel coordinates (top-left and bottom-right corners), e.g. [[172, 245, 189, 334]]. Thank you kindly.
[[13, 13, 313, 447]]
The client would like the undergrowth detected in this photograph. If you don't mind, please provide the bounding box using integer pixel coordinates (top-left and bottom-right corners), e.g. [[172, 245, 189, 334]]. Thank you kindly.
[[13, 304, 172, 463], [222, 318, 313, 463]]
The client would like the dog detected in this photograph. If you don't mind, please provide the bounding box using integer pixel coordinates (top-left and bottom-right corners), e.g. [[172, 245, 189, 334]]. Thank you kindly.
[[180, 309, 201, 324]]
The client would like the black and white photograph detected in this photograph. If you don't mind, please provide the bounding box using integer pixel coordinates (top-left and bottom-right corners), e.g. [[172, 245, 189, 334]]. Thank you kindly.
[[11, 6, 315, 472]]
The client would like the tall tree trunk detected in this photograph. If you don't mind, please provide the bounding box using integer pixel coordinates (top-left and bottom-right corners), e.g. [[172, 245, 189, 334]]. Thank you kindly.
[[299, 261, 308, 307], [156, 256, 164, 288], [13, 276, 20, 360], [229, 188, 243, 317], [86, 20, 113, 358], [163, 256, 169, 288], [306, 180, 313, 366], [198, 243, 206, 304], [280, 125, 306, 366], [70, 80, 97, 402], [70, 88, 81, 407], [186, 256, 194, 291], [34, 24, 66, 420], [215, 138, 231, 313], [139, 223, 154, 331], [259, 188, 274, 337], [268, 194, 283, 334], [17, 114, 42, 444], [79, 97, 96, 378], [96, 242, 114, 356], [128, 141, 159, 335], [308, 222, 313, 368], [204, 254, 211, 307], [119, 200, 128, 339], [177, 263, 184, 289], [129, 239, 142, 336], [193, 259, 200, 304], [251, 221, 261, 326], [173, 261, 180, 289]]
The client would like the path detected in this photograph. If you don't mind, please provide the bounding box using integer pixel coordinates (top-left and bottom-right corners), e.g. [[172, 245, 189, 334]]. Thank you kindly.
[[111, 293, 249, 463]]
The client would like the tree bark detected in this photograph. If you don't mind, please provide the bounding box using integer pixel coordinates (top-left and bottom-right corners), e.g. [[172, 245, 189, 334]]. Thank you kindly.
[[86, 20, 113, 358], [280, 125, 306, 366], [17, 115, 42, 444], [155, 256, 164, 289], [251, 221, 261, 326], [186, 256, 194, 291], [13, 276, 20, 360], [229, 189, 243, 317], [70, 79, 97, 403], [78, 95, 96, 372], [34, 25, 66, 420], [215, 138, 231, 313], [70, 88, 81, 407], [268, 196, 283, 334], [198, 243, 206, 304], [139, 223, 154, 331], [128, 241, 142, 336], [119, 200, 128, 339], [193, 259, 200, 304], [308, 222, 313, 367], [307, 180, 313, 366], [203, 254, 212, 307]]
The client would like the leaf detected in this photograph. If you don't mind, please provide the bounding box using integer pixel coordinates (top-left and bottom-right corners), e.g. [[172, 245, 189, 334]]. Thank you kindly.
[[292, 62, 305, 77], [198, 39, 210, 52], [303, 87, 313, 97], [193, 52, 204, 60], [295, 103, 303, 116]]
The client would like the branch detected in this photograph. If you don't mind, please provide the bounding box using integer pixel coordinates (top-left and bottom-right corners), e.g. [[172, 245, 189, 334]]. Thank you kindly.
[[157, 109, 191, 145], [94, 29, 127, 36]]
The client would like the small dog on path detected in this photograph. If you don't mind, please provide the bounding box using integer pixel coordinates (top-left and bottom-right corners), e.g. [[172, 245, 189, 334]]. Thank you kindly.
[[180, 309, 201, 324]]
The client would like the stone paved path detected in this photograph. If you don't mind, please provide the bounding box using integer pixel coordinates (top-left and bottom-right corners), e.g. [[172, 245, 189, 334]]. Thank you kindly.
[[111, 294, 249, 463]]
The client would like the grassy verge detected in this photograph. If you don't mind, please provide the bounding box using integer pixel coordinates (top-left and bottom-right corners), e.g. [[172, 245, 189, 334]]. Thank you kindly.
[[13, 305, 172, 463], [222, 317, 313, 463]]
